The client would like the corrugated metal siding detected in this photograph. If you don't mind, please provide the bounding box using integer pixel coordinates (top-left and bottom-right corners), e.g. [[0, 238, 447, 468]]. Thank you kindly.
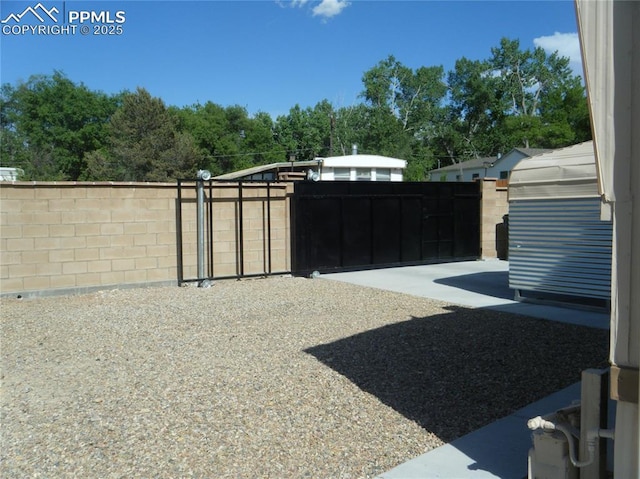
[[508, 198, 612, 300]]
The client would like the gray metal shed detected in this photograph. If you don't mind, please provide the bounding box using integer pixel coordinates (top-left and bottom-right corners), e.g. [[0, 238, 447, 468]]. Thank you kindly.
[[507, 141, 612, 307]]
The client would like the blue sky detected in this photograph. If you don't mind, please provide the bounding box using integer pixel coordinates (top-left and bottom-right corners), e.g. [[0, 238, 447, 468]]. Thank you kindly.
[[1, 0, 581, 117]]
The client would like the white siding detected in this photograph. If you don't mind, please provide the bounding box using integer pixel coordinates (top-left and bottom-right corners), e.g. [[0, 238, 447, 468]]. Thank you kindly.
[[321, 167, 403, 182]]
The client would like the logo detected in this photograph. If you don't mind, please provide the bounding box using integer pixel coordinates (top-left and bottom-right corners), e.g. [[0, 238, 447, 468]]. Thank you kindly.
[[1, 3, 59, 23], [1, 2, 126, 36]]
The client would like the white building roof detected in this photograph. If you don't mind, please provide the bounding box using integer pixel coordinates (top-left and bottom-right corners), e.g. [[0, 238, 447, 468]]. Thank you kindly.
[[213, 160, 320, 180], [319, 154, 406, 169], [509, 141, 599, 201]]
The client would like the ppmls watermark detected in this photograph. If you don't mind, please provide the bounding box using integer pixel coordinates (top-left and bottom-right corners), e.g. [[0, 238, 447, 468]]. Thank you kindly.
[[1, 2, 126, 36]]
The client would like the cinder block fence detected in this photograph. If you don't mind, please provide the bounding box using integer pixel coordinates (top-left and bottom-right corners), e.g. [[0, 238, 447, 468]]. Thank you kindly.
[[0, 179, 505, 298], [0, 182, 292, 298], [479, 178, 509, 260]]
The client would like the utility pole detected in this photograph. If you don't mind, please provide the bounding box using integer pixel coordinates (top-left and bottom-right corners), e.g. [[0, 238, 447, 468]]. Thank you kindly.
[[329, 112, 335, 157]]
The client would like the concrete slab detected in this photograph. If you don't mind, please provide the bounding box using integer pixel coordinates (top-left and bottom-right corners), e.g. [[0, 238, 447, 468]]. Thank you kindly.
[[322, 260, 609, 330], [377, 383, 582, 479], [324, 260, 513, 308], [321, 260, 611, 479]]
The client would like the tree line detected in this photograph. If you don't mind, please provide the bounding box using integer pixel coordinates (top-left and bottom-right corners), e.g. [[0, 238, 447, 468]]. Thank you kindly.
[[0, 38, 591, 182]]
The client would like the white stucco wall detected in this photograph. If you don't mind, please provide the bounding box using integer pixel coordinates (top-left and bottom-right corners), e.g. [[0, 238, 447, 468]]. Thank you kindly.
[[317, 155, 406, 181], [320, 167, 403, 181]]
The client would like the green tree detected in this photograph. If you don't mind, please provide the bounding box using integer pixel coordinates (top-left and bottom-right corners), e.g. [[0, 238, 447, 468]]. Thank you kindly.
[[172, 102, 270, 175], [432, 38, 590, 166], [103, 88, 200, 181], [171, 102, 230, 175], [243, 111, 286, 166], [1, 40, 589, 182], [359, 55, 446, 179], [538, 75, 591, 147], [274, 104, 327, 161], [445, 57, 503, 159], [221, 105, 252, 171], [331, 104, 369, 156], [488, 38, 588, 149], [362, 107, 412, 159], [361, 55, 447, 134], [0, 84, 34, 176], [0, 72, 118, 180]]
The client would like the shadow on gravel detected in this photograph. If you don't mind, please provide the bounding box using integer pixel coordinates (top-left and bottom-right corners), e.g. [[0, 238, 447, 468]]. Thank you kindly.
[[304, 305, 609, 443]]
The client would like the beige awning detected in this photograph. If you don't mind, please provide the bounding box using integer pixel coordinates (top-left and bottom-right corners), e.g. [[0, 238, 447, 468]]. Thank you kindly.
[[576, 1, 639, 472], [508, 141, 598, 201]]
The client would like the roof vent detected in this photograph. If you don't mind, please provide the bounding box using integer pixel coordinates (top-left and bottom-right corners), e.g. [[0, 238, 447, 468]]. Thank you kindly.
[[352, 144, 358, 155]]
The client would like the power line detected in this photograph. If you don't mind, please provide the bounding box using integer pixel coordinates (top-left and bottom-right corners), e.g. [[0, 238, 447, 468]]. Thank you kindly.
[[204, 147, 318, 160]]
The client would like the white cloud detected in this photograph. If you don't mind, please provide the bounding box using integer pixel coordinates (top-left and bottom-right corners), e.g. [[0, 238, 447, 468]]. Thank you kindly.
[[275, 0, 310, 10], [534, 32, 583, 76], [312, 0, 350, 19], [277, 0, 350, 20]]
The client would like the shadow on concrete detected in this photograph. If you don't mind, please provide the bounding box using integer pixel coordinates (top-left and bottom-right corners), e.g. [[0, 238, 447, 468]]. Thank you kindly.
[[434, 271, 515, 301], [304, 305, 608, 449]]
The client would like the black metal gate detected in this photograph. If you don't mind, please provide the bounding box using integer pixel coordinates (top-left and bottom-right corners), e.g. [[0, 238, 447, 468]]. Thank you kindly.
[[176, 179, 292, 285], [291, 181, 480, 276]]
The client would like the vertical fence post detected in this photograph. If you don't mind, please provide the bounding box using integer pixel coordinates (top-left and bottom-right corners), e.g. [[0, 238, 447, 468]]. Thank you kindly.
[[238, 181, 244, 277], [196, 170, 211, 286], [197, 179, 205, 281], [267, 182, 272, 274], [176, 180, 184, 285], [207, 180, 214, 278]]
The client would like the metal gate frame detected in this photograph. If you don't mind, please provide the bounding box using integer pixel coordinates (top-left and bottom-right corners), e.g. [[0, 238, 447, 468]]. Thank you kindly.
[[176, 179, 292, 285]]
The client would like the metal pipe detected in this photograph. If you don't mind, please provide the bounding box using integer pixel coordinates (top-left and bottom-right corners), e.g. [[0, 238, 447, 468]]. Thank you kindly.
[[238, 181, 244, 277], [196, 170, 211, 284], [267, 182, 272, 274], [528, 415, 615, 469], [176, 180, 184, 285], [197, 178, 205, 281]]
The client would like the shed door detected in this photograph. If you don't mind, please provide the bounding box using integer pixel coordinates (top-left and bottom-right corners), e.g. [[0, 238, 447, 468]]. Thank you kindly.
[[508, 197, 613, 302]]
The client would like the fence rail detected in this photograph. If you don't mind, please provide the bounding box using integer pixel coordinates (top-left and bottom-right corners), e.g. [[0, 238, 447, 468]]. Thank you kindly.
[[175, 179, 293, 284]]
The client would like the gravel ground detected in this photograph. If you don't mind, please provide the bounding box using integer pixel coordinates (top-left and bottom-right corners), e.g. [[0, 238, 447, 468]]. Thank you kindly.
[[0, 276, 608, 478]]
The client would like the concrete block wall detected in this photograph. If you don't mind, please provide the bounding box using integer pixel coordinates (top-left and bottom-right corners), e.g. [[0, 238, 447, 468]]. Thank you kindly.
[[1, 179, 502, 297], [0, 182, 292, 298], [479, 178, 509, 259]]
